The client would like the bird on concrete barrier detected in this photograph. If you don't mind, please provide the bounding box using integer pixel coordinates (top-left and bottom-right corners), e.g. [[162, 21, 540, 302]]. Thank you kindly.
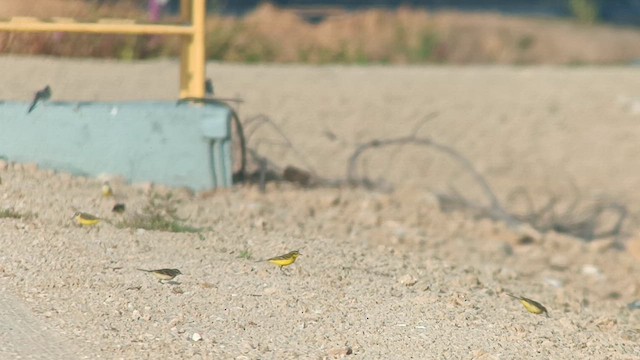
[[27, 85, 51, 114], [204, 78, 214, 96]]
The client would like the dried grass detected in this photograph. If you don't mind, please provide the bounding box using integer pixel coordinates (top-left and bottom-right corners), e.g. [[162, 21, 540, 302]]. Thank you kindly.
[[1, 1, 640, 64]]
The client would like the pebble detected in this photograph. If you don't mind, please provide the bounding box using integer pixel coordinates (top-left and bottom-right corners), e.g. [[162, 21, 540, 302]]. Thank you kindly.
[[172, 287, 184, 294], [544, 277, 564, 288], [581, 264, 604, 278], [191, 332, 202, 342], [398, 274, 418, 286], [626, 300, 640, 310], [254, 218, 267, 230], [513, 223, 542, 244], [320, 195, 341, 208], [263, 287, 277, 296], [326, 346, 353, 359]]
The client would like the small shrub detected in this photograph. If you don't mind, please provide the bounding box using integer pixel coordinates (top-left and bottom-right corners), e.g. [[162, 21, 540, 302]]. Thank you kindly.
[[117, 193, 200, 233], [0, 208, 24, 219], [569, 0, 600, 24]]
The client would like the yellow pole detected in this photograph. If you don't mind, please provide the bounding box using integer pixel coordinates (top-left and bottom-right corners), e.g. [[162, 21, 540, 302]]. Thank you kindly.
[[0, 21, 193, 35], [0, 0, 206, 98], [179, 0, 191, 98], [179, 0, 206, 98]]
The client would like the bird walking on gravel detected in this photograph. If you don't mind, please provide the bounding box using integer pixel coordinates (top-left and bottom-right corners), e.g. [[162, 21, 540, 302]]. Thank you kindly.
[[27, 85, 51, 113], [507, 293, 549, 317], [72, 211, 101, 227], [259, 250, 302, 269], [137, 268, 182, 283]]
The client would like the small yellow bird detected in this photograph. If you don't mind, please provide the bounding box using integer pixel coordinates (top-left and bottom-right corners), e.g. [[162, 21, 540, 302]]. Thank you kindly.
[[507, 293, 549, 317], [137, 268, 182, 282], [72, 211, 101, 227], [102, 181, 113, 198], [262, 250, 302, 268]]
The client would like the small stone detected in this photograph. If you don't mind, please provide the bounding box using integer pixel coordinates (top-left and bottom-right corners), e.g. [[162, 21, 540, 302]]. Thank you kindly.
[[283, 166, 311, 186], [513, 223, 542, 244], [398, 274, 418, 286], [320, 194, 340, 208], [627, 300, 640, 310], [544, 277, 564, 288], [581, 264, 604, 279], [200, 282, 216, 289], [191, 332, 202, 342], [495, 267, 517, 280], [326, 346, 353, 359], [254, 218, 267, 230], [501, 243, 513, 256], [263, 287, 277, 296], [172, 287, 184, 294]]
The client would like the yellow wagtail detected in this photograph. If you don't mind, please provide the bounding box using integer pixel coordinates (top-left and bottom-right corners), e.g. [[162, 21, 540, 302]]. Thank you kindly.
[[137, 268, 182, 282], [72, 211, 101, 227], [261, 250, 301, 268], [102, 181, 113, 198], [507, 294, 549, 317]]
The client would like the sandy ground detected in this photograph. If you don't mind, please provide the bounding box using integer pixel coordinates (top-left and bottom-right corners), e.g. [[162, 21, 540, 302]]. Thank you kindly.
[[1, 57, 640, 358]]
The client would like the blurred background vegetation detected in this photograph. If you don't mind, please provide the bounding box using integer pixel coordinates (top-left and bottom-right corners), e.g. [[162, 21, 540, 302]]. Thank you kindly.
[[0, 0, 638, 64]]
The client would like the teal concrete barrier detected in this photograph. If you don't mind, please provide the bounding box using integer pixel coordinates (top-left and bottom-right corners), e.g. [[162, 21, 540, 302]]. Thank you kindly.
[[0, 101, 233, 190]]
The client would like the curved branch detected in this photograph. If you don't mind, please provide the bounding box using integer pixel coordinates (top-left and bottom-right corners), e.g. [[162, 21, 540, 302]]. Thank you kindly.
[[346, 135, 515, 224]]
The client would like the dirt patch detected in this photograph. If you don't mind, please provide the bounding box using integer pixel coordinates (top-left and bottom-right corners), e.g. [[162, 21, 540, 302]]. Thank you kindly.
[[1, 58, 640, 358]]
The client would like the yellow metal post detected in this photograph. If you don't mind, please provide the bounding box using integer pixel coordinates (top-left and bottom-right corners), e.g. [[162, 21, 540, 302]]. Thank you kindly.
[[0, 0, 207, 98], [0, 18, 193, 35], [180, 0, 206, 99]]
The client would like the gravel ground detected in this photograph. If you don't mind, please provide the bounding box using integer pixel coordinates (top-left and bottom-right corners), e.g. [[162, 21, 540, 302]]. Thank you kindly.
[[1, 57, 640, 359]]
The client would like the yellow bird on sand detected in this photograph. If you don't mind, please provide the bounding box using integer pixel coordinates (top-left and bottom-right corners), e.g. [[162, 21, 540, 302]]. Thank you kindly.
[[260, 250, 302, 269], [72, 212, 101, 227], [507, 294, 549, 317]]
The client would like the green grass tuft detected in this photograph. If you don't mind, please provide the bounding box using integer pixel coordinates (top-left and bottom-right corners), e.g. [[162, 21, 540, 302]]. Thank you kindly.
[[116, 193, 200, 233], [0, 208, 34, 219], [238, 249, 252, 260]]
